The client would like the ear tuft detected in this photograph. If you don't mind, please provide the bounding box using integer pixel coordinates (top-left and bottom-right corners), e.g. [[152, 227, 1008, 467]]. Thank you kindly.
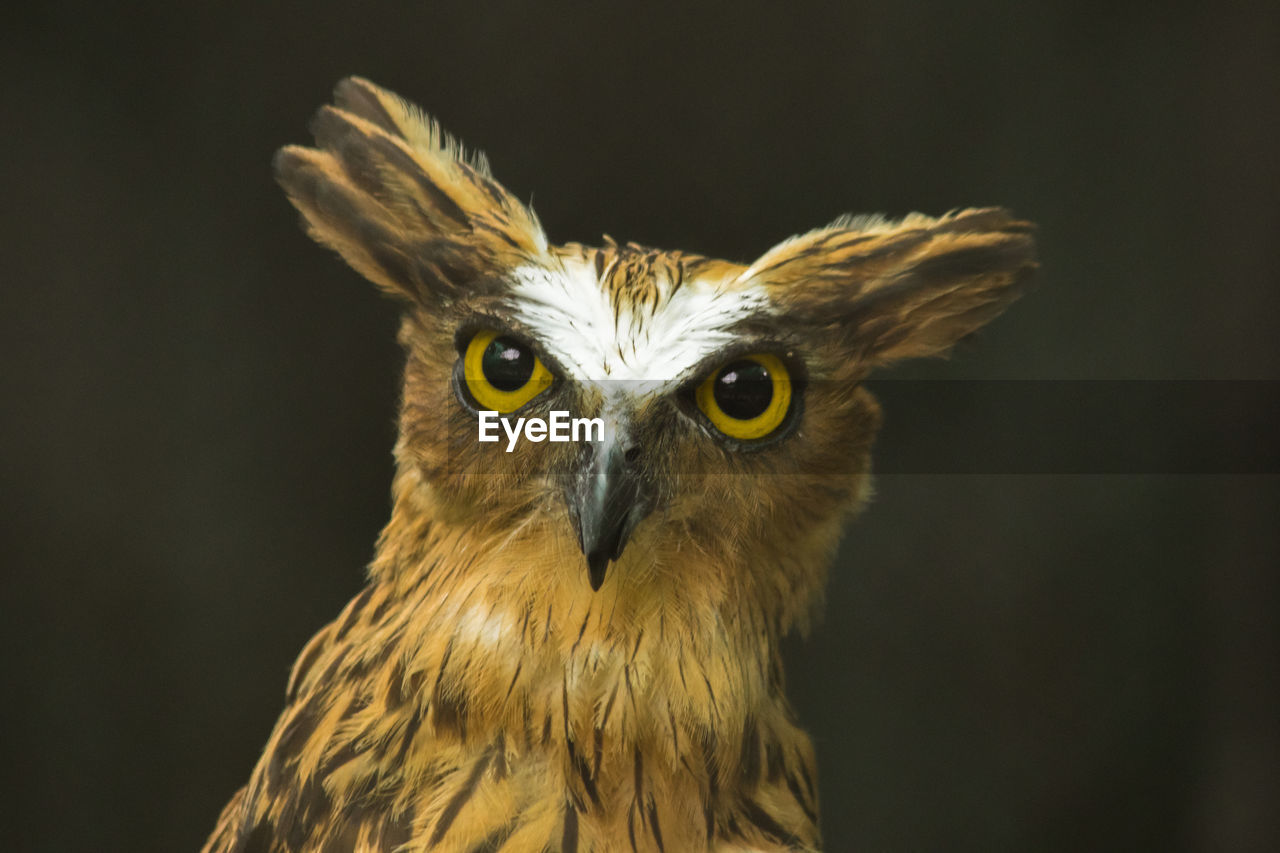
[[275, 78, 548, 306], [746, 208, 1037, 366], [332, 77, 494, 177]]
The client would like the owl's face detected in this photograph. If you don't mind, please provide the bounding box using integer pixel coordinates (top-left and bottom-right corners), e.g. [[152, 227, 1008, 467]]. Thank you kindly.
[[278, 78, 1034, 630], [397, 242, 883, 603]]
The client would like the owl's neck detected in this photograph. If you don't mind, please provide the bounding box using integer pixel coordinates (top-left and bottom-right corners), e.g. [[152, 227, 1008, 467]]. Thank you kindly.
[[363, 466, 796, 754], [275, 465, 823, 848]]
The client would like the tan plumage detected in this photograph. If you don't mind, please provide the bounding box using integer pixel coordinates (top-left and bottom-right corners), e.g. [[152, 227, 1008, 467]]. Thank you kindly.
[[203, 78, 1036, 852]]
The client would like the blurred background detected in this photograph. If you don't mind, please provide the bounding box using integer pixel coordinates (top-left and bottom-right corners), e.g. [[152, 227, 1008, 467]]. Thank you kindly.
[[2, 2, 1276, 850]]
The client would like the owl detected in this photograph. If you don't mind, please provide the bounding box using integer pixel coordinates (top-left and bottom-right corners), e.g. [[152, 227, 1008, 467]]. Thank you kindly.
[[202, 78, 1035, 853]]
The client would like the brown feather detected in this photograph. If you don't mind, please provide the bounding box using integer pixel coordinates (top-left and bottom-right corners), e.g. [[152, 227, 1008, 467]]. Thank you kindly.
[[747, 208, 1037, 368], [203, 78, 1036, 853]]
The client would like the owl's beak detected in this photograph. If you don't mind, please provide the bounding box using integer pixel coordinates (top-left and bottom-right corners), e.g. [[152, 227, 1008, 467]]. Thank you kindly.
[[567, 435, 652, 591]]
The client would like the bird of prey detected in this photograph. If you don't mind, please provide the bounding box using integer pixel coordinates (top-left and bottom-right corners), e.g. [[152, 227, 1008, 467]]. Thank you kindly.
[[203, 77, 1035, 853]]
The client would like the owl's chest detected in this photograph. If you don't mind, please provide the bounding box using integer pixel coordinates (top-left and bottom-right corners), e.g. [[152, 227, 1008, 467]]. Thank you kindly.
[[289, 741, 810, 853]]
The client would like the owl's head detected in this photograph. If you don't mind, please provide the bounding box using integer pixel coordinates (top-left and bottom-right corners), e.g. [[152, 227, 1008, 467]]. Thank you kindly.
[[276, 78, 1035, 633]]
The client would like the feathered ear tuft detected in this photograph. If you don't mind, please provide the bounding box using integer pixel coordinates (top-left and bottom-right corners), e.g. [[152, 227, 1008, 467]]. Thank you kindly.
[[745, 208, 1037, 367], [273, 77, 548, 306]]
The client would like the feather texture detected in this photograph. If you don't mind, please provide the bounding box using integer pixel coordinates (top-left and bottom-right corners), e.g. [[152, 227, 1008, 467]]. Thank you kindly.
[[203, 78, 1035, 852], [274, 77, 548, 306]]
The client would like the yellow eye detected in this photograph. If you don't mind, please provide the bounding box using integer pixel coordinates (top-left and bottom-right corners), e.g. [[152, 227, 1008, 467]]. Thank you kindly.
[[462, 330, 553, 413], [694, 353, 792, 441]]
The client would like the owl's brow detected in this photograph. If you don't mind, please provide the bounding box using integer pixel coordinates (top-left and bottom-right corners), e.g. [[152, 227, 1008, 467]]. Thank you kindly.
[[505, 258, 772, 386]]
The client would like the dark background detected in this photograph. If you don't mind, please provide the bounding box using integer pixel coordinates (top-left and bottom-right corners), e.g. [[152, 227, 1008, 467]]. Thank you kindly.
[[3, 2, 1277, 850]]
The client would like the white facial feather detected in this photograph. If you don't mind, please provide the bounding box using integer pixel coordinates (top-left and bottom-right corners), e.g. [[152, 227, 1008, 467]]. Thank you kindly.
[[509, 257, 770, 396]]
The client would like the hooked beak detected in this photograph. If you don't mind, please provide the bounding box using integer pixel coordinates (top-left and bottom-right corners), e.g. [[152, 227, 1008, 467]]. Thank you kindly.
[[567, 436, 653, 591]]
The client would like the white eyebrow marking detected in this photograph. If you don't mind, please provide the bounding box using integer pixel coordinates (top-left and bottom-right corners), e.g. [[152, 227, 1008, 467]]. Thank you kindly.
[[508, 257, 770, 394]]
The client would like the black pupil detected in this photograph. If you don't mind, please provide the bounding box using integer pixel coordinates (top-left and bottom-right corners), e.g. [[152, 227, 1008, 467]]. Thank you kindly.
[[482, 336, 535, 392], [713, 359, 773, 420]]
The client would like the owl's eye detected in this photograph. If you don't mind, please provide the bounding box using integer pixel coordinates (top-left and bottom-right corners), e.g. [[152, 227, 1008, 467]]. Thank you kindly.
[[462, 330, 553, 413], [694, 353, 793, 441]]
